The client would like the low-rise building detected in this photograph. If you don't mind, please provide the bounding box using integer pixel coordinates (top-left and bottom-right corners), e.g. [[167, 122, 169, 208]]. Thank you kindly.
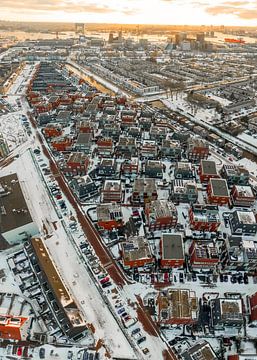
[[174, 162, 194, 180], [97, 203, 123, 231], [97, 138, 114, 157], [121, 158, 139, 177], [43, 124, 62, 138], [98, 158, 118, 177], [145, 160, 163, 178], [116, 137, 137, 158], [52, 136, 73, 152], [158, 289, 198, 325], [220, 236, 257, 271], [171, 179, 198, 204], [199, 160, 219, 183], [121, 236, 153, 268], [220, 164, 250, 187], [0, 315, 31, 341], [210, 298, 243, 330], [187, 137, 209, 162], [207, 178, 230, 206], [189, 240, 219, 270], [230, 210, 257, 236], [140, 141, 158, 159], [249, 292, 257, 325], [132, 179, 157, 205], [70, 175, 98, 200], [189, 204, 221, 232], [230, 185, 255, 207], [101, 180, 122, 203], [146, 200, 177, 231], [64, 152, 89, 177], [160, 233, 184, 268], [75, 133, 92, 153], [181, 341, 217, 360], [0, 174, 39, 245], [160, 139, 182, 160]]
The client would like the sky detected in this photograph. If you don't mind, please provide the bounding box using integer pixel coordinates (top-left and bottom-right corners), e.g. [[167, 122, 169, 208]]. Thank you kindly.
[[1, 0, 257, 26]]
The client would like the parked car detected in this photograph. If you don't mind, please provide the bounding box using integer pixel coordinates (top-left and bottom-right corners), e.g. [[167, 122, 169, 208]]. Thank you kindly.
[[39, 348, 45, 359], [137, 337, 146, 345]]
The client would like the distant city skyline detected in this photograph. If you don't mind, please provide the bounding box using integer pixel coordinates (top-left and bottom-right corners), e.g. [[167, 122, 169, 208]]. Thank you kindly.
[[1, 0, 257, 26]]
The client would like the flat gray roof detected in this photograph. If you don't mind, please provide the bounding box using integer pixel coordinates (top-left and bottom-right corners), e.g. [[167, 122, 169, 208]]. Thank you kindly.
[[162, 234, 184, 260]]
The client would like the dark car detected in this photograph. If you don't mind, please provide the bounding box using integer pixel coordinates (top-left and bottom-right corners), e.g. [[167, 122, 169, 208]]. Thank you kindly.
[[39, 348, 45, 359], [224, 275, 228, 282], [179, 273, 184, 283], [102, 281, 112, 288], [132, 328, 140, 335], [220, 274, 224, 282], [137, 337, 146, 345], [244, 274, 249, 284], [231, 276, 237, 284], [192, 273, 197, 282]]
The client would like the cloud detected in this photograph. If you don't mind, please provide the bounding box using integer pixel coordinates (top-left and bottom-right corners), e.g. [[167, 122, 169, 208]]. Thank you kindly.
[[206, 2, 257, 19], [0, 0, 138, 15]]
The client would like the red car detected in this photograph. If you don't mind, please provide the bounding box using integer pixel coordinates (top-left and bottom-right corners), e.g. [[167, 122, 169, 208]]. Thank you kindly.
[[100, 276, 109, 284], [17, 347, 23, 356], [55, 194, 62, 200]]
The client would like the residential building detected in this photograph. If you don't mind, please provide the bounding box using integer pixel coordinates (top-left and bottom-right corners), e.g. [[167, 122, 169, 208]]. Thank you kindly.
[[230, 210, 257, 235], [98, 159, 118, 177], [210, 298, 243, 330], [220, 236, 257, 271], [189, 240, 219, 270], [75, 133, 92, 153], [101, 180, 122, 203], [97, 138, 114, 158], [145, 160, 163, 178], [43, 124, 62, 139], [0, 134, 10, 158], [158, 289, 198, 325], [0, 315, 31, 341], [140, 141, 158, 159], [121, 236, 153, 268], [171, 179, 198, 204], [121, 158, 139, 177], [174, 162, 194, 180], [132, 179, 157, 205], [25, 238, 87, 339], [97, 203, 123, 231], [181, 341, 217, 360], [150, 125, 167, 143], [116, 137, 137, 158], [160, 139, 182, 160], [207, 178, 230, 206], [220, 164, 250, 187], [160, 233, 184, 268], [0, 174, 39, 245], [187, 137, 209, 162], [230, 185, 255, 207], [146, 200, 178, 231], [64, 152, 89, 177], [70, 175, 98, 200], [199, 160, 219, 183], [189, 204, 221, 232], [51, 136, 73, 152]]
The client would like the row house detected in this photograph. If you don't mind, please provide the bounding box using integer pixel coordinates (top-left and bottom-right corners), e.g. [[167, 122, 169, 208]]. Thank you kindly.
[[140, 141, 158, 159], [189, 204, 221, 232], [160, 233, 184, 268], [160, 139, 182, 160], [187, 137, 209, 162], [101, 123, 120, 141], [120, 116, 137, 130], [98, 159, 118, 177], [171, 179, 198, 204], [121, 236, 154, 268], [189, 240, 219, 270], [98, 114, 116, 129], [144, 160, 163, 178], [230, 210, 257, 236], [35, 101, 52, 114], [77, 120, 94, 134], [220, 164, 250, 187], [181, 341, 217, 360], [97, 138, 114, 158], [101, 180, 122, 203], [230, 185, 255, 207], [127, 127, 141, 140], [97, 203, 123, 231], [121, 158, 139, 177], [220, 236, 257, 271], [198, 160, 219, 183], [132, 179, 157, 206], [150, 126, 167, 143], [63, 152, 89, 177], [207, 178, 230, 206], [158, 289, 198, 325], [70, 175, 99, 201], [73, 99, 86, 113], [48, 95, 60, 109], [75, 133, 92, 153], [174, 162, 194, 180], [56, 110, 71, 125], [146, 200, 178, 231], [51, 136, 73, 152], [210, 298, 244, 331], [138, 117, 152, 131], [116, 137, 137, 158], [43, 124, 62, 138]]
